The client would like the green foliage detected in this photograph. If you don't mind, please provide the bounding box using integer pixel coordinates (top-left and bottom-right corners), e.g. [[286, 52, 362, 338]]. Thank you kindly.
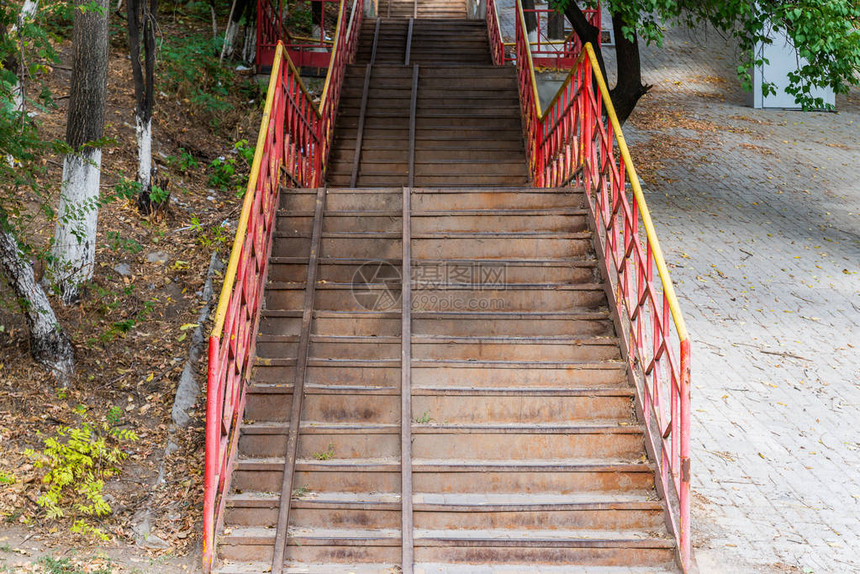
[[286, 6, 314, 35], [208, 140, 255, 196], [166, 148, 199, 173], [148, 183, 170, 205], [0, 1, 60, 243], [38, 555, 113, 574], [312, 443, 335, 461], [104, 231, 143, 254], [24, 410, 138, 541], [553, 0, 860, 110], [208, 156, 236, 190], [190, 215, 230, 247], [109, 177, 142, 203], [159, 35, 234, 120]]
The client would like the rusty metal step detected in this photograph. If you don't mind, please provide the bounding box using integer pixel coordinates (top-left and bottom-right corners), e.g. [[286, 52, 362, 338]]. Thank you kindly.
[[411, 493, 665, 530], [232, 456, 402, 494], [328, 160, 528, 177], [410, 423, 644, 460], [225, 491, 402, 529], [217, 526, 402, 563], [328, 174, 531, 188], [411, 361, 627, 388], [412, 529, 675, 566], [411, 391, 633, 424], [239, 421, 400, 459]]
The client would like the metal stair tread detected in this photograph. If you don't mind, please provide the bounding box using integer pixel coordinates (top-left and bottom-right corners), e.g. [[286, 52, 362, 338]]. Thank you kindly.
[[410, 422, 643, 434], [220, 526, 402, 544], [241, 421, 400, 434], [411, 458, 653, 472], [411, 386, 633, 397], [412, 359, 623, 368], [411, 492, 661, 508], [215, 563, 400, 574], [228, 491, 402, 506], [411, 335, 618, 344], [413, 528, 675, 546], [235, 457, 400, 471], [416, 566, 677, 574]]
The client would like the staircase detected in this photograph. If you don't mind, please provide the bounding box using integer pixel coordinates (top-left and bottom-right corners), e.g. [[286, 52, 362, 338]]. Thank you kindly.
[[212, 7, 680, 574], [326, 18, 527, 188], [382, 0, 467, 19]]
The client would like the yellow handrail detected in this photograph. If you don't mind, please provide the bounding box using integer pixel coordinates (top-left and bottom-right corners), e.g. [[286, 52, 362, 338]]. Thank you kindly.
[[491, 0, 504, 49], [211, 43, 287, 338], [211, 0, 359, 338], [320, 0, 356, 108], [514, 9, 688, 342], [515, 0, 542, 117], [581, 43, 689, 342]]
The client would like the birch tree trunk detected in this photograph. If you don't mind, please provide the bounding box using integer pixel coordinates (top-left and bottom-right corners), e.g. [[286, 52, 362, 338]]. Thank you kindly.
[[10, 0, 40, 115], [126, 0, 157, 196], [51, 0, 109, 304], [0, 229, 74, 385]]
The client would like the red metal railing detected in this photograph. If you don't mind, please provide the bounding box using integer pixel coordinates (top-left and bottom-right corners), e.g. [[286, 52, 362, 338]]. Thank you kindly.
[[257, 0, 340, 70], [511, 0, 691, 570], [203, 0, 362, 569], [487, 0, 599, 68], [522, 5, 599, 68], [486, 0, 505, 66]]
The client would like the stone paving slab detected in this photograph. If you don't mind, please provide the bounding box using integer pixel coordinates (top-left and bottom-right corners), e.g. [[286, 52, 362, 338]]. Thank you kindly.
[[493, 6, 860, 573], [627, 23, 860, 574]]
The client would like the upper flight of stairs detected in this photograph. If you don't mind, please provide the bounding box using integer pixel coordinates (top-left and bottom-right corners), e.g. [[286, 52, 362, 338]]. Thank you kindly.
[[213, 4, 679, 573], [326, 17, 528, 188], [383, 0, 468, 19]]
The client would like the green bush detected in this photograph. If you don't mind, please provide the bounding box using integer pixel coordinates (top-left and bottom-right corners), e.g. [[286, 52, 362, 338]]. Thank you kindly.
[[24, 409, 138, 540]]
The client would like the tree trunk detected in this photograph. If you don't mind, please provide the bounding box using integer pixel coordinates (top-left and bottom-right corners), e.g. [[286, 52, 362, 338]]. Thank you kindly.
[[608, 11, 650, 124], [548, 10, 565, 41], [0, 229, 74, 385], [241, 17, 257, 64], [563, 2, 649, 125], [563, 2, 606, 78], [9, 0, 40, 116], [522, 0, 538, 44], [51, 0, 109, 305], [127, 0, 157, 201], [221, 0, 252, 62]]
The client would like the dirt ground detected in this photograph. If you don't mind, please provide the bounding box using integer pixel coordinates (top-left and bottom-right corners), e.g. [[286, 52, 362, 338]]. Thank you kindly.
[[0, 4, 263, 572]]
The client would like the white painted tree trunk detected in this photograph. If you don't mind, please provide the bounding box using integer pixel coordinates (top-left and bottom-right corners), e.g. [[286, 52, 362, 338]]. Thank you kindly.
[[51, 150, 102, 304], [10, 0, 40, 115], [136, 114, 152, 190], [222, 19, 240, 61], [0, 229, 74, 385], [242, 23, 256, 63]]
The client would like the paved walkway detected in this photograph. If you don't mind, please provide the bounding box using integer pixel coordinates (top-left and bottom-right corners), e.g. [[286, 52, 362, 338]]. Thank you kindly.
[[495, 5, 860, 573], [628, 27, 860, 574]]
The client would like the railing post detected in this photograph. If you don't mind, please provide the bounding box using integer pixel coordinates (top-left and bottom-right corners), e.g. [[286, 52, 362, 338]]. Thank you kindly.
[[202, 335, 220, 572], [680, 338, 691, 568]]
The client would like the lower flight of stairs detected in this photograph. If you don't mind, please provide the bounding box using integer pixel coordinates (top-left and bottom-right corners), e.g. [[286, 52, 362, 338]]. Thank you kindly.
[[213, 187, 679, 573]]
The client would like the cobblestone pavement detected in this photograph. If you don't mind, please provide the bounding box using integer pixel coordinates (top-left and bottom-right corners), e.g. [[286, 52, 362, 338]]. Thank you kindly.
[[495, 6, 860, 573], [628, 25, 859, 574]]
